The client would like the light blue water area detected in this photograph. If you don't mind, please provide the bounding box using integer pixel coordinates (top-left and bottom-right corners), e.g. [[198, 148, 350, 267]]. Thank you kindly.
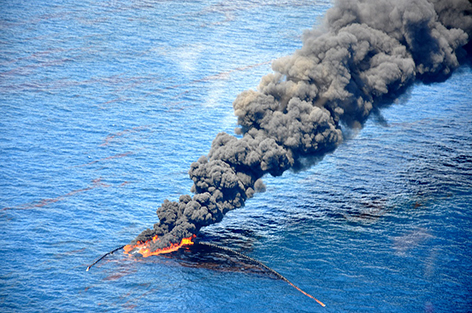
[[1, 1, 471, 312]]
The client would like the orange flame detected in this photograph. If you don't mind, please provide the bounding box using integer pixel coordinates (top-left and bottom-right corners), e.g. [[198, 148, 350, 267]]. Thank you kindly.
[[124, 234, 196, 257]]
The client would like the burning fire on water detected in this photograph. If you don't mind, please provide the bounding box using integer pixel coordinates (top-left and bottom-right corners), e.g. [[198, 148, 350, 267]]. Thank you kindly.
[[123, 234, 196, 257]]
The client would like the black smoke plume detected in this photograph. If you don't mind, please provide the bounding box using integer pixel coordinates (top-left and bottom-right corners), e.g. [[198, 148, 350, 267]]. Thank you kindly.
[[129, 0, 472, 252]]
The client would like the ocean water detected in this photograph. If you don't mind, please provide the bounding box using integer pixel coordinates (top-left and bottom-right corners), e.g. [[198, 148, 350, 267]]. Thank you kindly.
[[1, 1, 471, 312]]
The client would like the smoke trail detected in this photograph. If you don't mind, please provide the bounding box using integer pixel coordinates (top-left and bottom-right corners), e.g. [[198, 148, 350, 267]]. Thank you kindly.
[[129, 0, 472, 252]]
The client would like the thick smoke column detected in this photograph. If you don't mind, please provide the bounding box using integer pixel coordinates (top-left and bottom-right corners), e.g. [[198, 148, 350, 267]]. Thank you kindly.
[[129, 0, 472, 252]]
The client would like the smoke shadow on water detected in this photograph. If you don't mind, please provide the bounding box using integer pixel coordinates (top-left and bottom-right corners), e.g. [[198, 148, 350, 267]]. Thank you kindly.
[[159, 243, 281, 279]]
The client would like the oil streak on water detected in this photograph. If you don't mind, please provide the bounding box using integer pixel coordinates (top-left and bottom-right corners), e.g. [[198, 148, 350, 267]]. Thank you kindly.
[[1, 1, 471, 312]]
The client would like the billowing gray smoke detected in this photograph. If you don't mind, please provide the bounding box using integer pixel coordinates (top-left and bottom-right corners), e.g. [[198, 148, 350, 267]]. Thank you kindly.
[[130, 0, 472, 251]]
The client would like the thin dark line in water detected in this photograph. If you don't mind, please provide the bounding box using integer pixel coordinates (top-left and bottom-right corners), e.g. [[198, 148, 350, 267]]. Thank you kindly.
[[198, 242, 326, 307], [86, 245, 126, 271]]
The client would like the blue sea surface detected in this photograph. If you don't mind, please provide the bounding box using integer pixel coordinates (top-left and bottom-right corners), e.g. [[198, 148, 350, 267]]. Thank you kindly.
[[1, 1, 471, 312]]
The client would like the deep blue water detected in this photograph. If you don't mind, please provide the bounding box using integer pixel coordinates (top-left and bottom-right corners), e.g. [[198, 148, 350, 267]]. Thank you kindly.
[[1, 1, 471, 312]]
